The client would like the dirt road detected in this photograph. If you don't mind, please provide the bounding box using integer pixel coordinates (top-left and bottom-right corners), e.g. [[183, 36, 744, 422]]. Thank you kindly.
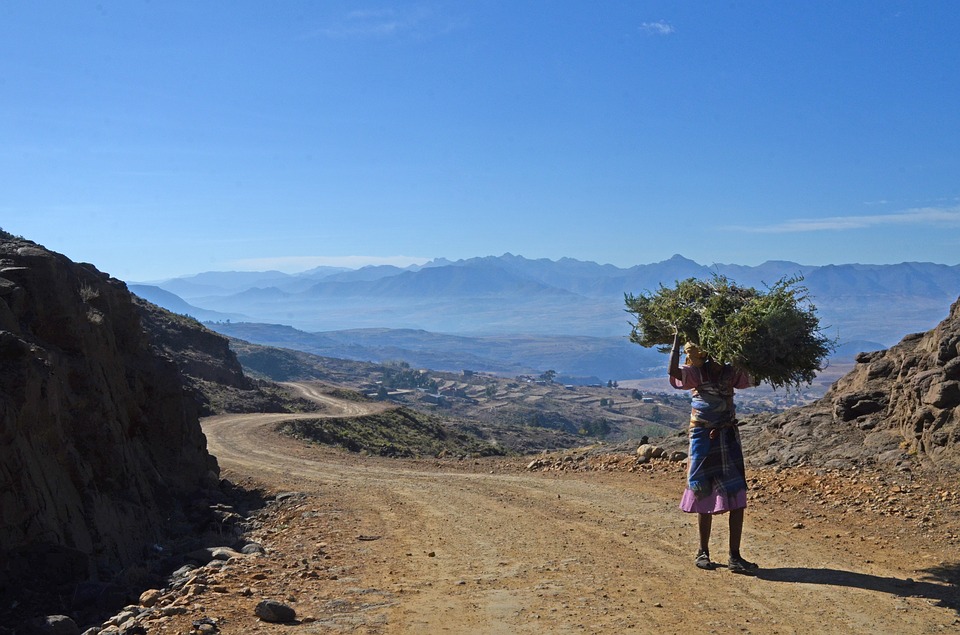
[[197, 383, 959, 634]]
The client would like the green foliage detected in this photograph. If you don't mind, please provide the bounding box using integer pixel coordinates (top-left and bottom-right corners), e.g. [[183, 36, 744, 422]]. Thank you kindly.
[[578, 418, 612, 437], [625, 274, 834, 390]]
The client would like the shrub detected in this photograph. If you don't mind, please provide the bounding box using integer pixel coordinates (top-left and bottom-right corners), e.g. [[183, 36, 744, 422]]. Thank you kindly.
[[624, 275, 834, 389]]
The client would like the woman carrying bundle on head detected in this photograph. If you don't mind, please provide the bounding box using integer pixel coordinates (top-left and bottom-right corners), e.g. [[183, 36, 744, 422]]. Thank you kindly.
[[627, 274, 833, 574], [668, 329, 759, 575]]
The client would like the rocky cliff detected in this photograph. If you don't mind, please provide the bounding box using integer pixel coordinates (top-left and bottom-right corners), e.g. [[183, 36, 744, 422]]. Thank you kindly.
[[132, 297, 316, 416], [0, 236, 220, 615], [743, 296, 960, 474]]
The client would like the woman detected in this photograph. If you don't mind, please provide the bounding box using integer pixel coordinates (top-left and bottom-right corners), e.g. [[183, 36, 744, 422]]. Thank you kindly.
[[668, 331, 759, 574]]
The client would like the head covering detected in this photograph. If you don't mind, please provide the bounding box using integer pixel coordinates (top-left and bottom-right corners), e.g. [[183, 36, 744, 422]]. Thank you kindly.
[[684, 342, 707, 367]]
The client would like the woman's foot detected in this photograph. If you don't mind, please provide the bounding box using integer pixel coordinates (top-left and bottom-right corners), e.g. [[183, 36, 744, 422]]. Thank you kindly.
[[695, 548, 714, 570], [728, 553, 759, 574]]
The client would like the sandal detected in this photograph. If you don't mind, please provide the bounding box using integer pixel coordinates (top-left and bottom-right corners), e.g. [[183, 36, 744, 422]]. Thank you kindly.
[[695, 549, 714, 570], [728, 554, 759, 574]]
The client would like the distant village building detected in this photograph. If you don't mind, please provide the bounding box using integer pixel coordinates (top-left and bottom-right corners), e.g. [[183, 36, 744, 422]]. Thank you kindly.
[[421, 393, 447, 406]]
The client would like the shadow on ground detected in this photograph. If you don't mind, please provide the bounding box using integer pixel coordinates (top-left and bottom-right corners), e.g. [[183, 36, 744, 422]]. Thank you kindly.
[[756, 562, 960, 614]]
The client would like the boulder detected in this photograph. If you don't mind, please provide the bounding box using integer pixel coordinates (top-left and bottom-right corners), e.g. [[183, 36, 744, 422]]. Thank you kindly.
[[25, 615, 80, 635], [636, 444, 666, 459], [255, 599, 297, 623], [241, 541, 266, 555], [138, 589, 162, 608]]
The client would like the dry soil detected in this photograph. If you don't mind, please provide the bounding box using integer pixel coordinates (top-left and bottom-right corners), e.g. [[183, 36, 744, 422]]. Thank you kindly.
[[147, 381, 960, 634]]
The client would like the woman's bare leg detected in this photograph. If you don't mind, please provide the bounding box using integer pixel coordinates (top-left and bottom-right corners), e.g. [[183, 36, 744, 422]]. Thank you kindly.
[[698, 513, 712, 552], [729, 508, 744, 556]]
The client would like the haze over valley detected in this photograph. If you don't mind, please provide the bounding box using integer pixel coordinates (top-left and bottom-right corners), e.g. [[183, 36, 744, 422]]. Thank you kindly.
[[131, 253, 960, 384]]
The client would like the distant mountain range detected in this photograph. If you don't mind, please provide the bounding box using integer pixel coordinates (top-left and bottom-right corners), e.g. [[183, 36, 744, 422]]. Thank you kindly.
[[130, 254, 960, 381]]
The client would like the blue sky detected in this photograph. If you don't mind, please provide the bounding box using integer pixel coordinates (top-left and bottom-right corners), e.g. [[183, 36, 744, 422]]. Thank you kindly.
[[2, 1, 959, 282]]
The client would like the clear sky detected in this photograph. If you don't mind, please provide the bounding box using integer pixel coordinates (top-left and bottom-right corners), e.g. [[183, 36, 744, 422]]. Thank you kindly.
[[2, 1, 959, 282]]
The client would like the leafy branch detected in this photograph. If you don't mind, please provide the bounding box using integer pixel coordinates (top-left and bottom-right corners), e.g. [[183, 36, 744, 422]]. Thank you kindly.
[[625, 274, 835, 390]]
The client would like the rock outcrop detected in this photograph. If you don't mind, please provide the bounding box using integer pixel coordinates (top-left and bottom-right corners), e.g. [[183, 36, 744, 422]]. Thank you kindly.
[[0, 236, 219, 616], [743, 295, 960, 473], [133, 297, 253, 393], [131, 298, 302, 415]]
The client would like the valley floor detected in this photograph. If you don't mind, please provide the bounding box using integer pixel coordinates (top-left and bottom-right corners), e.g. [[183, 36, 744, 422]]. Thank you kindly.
[[147, 384, 960, 634]]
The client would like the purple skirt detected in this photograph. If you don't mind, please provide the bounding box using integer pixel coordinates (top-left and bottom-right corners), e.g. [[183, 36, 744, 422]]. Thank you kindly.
[[679, 487, 747, 514], [680, 423, 748, 514]]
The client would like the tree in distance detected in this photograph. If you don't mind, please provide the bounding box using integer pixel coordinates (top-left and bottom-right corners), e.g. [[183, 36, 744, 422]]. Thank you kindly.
[[624, 275, 835, 390]]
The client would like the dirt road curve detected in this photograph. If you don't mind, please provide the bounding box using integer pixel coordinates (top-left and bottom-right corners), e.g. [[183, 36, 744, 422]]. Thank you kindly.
[[201, 383, 959, 634]]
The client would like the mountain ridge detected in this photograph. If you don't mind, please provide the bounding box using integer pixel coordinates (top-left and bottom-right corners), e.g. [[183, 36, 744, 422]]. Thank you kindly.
[[143, 253, 960, 302], [135, 254, 960, 349]]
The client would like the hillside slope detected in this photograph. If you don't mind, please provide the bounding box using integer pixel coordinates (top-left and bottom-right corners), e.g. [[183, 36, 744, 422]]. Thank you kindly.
[[208, 321, 665, 382], [742, 295, 960, 473], [132, 297, 306, 415]]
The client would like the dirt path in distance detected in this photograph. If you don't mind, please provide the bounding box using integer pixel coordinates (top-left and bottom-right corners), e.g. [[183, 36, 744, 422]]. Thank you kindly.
[[189, 382, 959, 634]]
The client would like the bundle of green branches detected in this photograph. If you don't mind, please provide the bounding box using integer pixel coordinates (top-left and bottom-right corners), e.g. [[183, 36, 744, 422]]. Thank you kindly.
[[624, 274, 834, 389]]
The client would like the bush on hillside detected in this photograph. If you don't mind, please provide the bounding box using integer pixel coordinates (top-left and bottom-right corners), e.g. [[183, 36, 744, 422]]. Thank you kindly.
[[624, 275, 834, 389]]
